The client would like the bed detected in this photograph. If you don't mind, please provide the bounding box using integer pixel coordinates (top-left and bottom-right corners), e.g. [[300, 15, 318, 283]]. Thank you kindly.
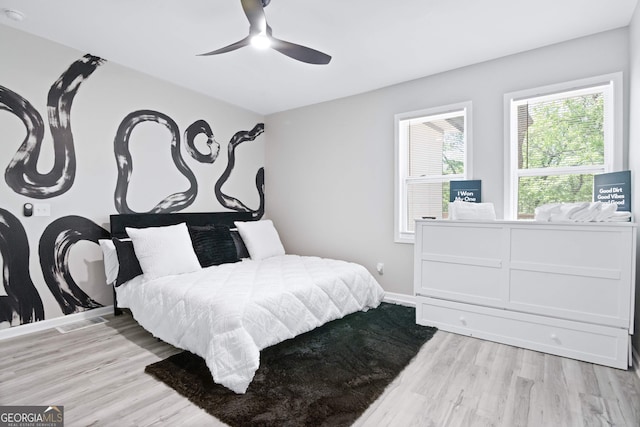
[[108, 212, 385, 394]]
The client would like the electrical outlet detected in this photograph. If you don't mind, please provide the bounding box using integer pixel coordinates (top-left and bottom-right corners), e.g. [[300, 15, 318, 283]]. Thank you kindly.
[[376, 262, 384, 275], [33, 203, 51, 217]]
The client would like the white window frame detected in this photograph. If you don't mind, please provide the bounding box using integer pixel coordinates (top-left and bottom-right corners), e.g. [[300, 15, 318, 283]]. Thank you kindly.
[[394, 101, 473, 243], [503, 73, 623, 220]]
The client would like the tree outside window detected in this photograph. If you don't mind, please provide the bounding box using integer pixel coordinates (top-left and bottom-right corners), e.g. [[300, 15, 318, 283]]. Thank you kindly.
[[506, 74, 620, 220]]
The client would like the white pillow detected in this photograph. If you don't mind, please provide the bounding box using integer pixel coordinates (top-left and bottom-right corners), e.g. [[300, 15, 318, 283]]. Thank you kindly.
[[449, 201, 496, 221], [98, 239, 119, 285], [233, 220, 285, 260], [126, 223, 201, 279]]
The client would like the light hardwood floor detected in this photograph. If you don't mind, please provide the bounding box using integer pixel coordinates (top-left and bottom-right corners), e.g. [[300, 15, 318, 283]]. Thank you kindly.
[[1, 312, 639, 426]]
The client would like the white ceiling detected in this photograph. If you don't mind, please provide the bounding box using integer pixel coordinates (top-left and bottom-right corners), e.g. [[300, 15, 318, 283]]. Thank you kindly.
[[0, 0, 637, 115]]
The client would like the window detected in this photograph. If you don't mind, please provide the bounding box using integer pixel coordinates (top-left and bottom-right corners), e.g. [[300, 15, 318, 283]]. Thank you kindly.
[[395, 102, 472, 243], [504, 73, 623, 220]]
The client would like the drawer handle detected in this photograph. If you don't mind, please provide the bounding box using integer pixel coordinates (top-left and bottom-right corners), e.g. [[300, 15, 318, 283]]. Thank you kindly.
[[550, 333, 559, 342], [459, 316, 467, 325]]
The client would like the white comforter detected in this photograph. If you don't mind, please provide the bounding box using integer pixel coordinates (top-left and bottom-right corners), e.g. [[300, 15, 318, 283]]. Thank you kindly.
[[116, 254, 385, 393]]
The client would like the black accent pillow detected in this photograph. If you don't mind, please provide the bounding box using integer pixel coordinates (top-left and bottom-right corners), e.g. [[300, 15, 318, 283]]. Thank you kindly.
[[231, 229, 250, 259], [112, 238, 143, 287], [188, 225, 239, 267]]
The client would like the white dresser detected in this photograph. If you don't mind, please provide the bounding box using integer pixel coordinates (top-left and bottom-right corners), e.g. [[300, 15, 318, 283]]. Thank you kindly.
[[414, 219, 637, 369]]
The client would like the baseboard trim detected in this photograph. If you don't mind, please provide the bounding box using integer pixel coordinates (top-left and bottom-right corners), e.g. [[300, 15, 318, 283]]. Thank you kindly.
[[383, 292, 415, 307], [0, 306, 114, 341]]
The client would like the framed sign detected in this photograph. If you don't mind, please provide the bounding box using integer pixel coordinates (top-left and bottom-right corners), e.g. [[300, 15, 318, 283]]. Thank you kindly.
[[450, 180, 481, 203], [594, 171, 631, 212]]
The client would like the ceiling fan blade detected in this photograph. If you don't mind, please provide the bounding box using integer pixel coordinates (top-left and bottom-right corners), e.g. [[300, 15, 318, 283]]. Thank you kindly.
[[270, 37, 332, 65], [241, 0, 267, 33], [198, 36, 251, 56]]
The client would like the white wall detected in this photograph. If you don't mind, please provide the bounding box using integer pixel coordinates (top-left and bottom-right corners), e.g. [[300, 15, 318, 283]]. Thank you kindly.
[[265, 28, 630, 296], [628, 5, 640, 353], [0, 24, 264, 330]]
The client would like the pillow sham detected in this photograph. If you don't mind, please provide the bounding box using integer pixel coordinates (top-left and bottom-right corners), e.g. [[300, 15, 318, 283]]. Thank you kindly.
[[230, 229, 250, 259], [126, 222, 201, 279], [98, 239, 119, 285], [188, 224, 239, 267], [112, 238, 143, 287], [233, 219, 285, 260]]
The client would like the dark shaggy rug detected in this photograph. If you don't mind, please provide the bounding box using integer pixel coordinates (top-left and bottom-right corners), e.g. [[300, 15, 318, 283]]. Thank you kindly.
[[145, 302, 437, 427]]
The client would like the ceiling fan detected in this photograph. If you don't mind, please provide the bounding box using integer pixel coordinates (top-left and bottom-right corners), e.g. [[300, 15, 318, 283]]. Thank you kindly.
[[198, 0, 331, 65]]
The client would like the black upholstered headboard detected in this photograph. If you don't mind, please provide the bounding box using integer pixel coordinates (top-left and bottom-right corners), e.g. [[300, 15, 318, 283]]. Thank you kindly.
[[109, 211, 256, 316], [110, 211, 256, 238]]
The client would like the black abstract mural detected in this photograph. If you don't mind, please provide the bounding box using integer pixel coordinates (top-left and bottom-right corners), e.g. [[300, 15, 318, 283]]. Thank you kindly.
[[39, 216, 109, 315], [113, 110, 199, 214], [0, 208, 44, 325], [185, 119, 220, 163], [215, 123, 265, 218], [1, 50, 265, 328], [1, 54, 104, 198]]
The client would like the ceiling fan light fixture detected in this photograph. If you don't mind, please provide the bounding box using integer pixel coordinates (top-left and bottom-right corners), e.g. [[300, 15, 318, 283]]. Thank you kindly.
[[199, 0, 331, 65], [3, 8, 25, 22], [250, 33, 271, 50]]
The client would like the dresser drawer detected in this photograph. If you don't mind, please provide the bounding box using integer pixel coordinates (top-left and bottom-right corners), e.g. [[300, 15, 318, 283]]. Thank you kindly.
[[417, 260, 502, 305], [508, 269, 628, 327], [416, 297, 629, 369], [417, 223, 503, 259]]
